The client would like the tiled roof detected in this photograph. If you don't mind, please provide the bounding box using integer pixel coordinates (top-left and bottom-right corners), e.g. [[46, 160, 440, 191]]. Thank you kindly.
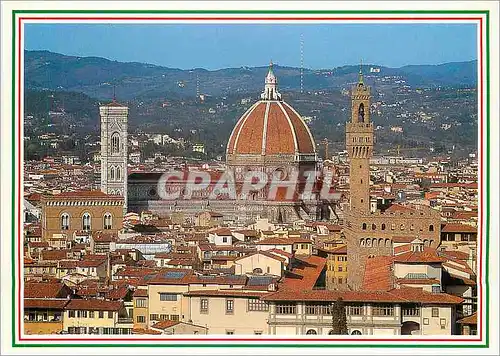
[[210, 228, 232, 236], [430, 183, 477, 189], [447, 273, 476, 286], [65, 299, 123, 311], [41, 250, 70, 260], [267, 248, 293, 258], [280, 256, 326, 290], [256, 237, 311, 245], [457, 312, 477, 324], [442, 223, 477, 233], [183, 290, 267, 298], [394, 250, 447, 264], [24, 298, 69, 309], [363, 256, 394, 291], [151, 320, 180, 330], [133, 289, 148, 298], [227, 101, 315, 156], [442, 261, 475, 276], [24, 282, 67, 298], [396, 278, 440, 285], [262, 287, 463, 304], [234, 250, 285, 263], [392, 236, 418, 244]]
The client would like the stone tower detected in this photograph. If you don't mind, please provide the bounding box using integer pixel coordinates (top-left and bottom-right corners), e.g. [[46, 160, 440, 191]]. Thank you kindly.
[[100, 100, 128, 211], [345, 67, 373, 213]]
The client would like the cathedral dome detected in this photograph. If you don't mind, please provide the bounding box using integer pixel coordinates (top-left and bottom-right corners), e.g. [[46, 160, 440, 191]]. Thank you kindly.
[[226, 63, 316, 157]]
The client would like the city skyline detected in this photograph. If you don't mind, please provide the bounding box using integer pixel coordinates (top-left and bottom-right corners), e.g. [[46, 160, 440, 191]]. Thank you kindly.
[[25, 23, 477, 70]]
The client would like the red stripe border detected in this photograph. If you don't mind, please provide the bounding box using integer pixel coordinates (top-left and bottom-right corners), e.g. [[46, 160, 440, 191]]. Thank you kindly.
[[15, 15, 486, 345]]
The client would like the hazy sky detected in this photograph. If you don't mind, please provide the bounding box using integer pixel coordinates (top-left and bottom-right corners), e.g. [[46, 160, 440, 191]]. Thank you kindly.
[[24, 23, 478, 70]]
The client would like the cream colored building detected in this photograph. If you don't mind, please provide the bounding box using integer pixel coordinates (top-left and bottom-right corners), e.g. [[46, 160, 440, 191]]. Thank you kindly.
[[234, 251, 285, 276], [185, 290, 270, 335], [63, 299, 132, 334]]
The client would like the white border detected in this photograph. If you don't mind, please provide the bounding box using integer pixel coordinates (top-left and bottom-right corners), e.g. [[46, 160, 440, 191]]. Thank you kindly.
[[1, 1, 499, 355]]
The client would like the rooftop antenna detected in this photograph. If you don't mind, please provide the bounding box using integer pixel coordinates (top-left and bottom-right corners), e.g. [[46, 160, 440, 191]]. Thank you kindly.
[[196, 73, 200, 99], [300, 34, 304, 94]]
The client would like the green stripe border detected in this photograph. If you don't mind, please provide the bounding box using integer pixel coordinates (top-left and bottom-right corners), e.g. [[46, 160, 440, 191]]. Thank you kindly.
[[11, 9, 490, 349]]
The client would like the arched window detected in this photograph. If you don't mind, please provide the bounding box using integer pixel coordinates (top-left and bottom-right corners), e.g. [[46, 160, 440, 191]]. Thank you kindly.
[[430, 239, 434, 246], [328, 330, 335, 335], [381, 223, 386, 231], [391, 223, 396, 230], [61, 213, 70, 230], [110, 166, 115, 181], [410, 224, 415, 231], [372, 224, 376, 230], [306, 329, 317, 335], [360, 239, 365, 247], [400, 224, 405, 230], [351, 330, 362, 335], [423, 239, 429, 247], [103, 213, 112, 230], [82, 213, 92, 231], [366, 239, 372, 247], [253, 268, 263, 274], [378, 238, 384, 246], [429, 225, 434, 232], [362, 223, 367, 230], [385, 239, 390, 247], [111, 133, 120, 154], [116, 166, 121, 181], [372, 238, 377, 247], [358, 103, 365, 122]]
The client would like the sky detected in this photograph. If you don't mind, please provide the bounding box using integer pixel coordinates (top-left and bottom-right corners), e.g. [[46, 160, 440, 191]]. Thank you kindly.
[[24, 23, 478, 70]]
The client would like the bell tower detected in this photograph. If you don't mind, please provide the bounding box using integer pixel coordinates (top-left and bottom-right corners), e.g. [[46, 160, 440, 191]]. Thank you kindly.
[[345, 65, 373, 213]]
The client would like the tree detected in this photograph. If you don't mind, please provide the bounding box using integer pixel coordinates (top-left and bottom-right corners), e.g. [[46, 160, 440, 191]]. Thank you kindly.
[[331, 297, 348, 335]]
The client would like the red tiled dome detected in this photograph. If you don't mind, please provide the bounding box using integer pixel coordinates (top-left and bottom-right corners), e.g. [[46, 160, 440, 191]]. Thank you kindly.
[[227, 100, 315, 155]]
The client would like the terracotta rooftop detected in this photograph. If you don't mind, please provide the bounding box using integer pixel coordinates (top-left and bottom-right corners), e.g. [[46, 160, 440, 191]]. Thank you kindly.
[[133, 289, 148, 298], [132, 328, 162, 335], [257, 237, 312, 245], [267, 248, 293, 259], [24, 298, 69, 309], [280, 255, 326, 290], [457, 312, 477, 324], [24, 282, 68, 299], [183, 290, 267, 298], [65, 299, 123, 311], [151, 320, 180, 330], [442, 223, 477, 233], [394, 249, 447, 264], [234, 250, 286, 263], [396, 278, 441, 285], [262, 287, 463, 304], [363, 256, 394, 291]]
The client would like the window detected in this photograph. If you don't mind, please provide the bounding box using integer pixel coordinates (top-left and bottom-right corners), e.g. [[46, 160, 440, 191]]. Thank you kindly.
[[200, 298, 209, 313], [351, 330, 362, 335], [108, 311, 113, 319], [362, 223, 367, 230], [171, 314, 180, 321], [61, 213, 70, 230], [372, 224, 376, 230], [89, 311, 95, 318], [276, 303, 296, 314], [110, 166, 115, 181], [338, 266, 343, 272], [77, 310, 87, 318], [136, 299, 146, 308], [150, 314, 159, 321], [137, 315, 145, 323], [116, 167, 121, 180], [159, 293, 177, 301], [432, 285, 441, 294], [338, 278, 343, 284], [98, 311, 104, 318], [347, 305, 363, 316], [111, 133, 120, 154], [391, 223, 396, 230], [423, 318, 429, 325], [226, 330, 234, 335], [226, 299, 234, 314], [68, 310, 75, 318], [82, 213, 91, 231], [248, 299, 269, 312], [254, 331, 263, 335], [381, 223, 386, 230], [306, 329, 317, 335], [160, 314, 169, 321], [432, 308, 439, 317], [222, 237, 228, 243], [429, 225, 434, 232], [104, 213, 112, 230], [400, 224, 405, 230], [372, 305, 394, 316]]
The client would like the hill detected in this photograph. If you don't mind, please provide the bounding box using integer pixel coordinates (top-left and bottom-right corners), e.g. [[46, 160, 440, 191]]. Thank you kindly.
[[24, 50, 477, 100]]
